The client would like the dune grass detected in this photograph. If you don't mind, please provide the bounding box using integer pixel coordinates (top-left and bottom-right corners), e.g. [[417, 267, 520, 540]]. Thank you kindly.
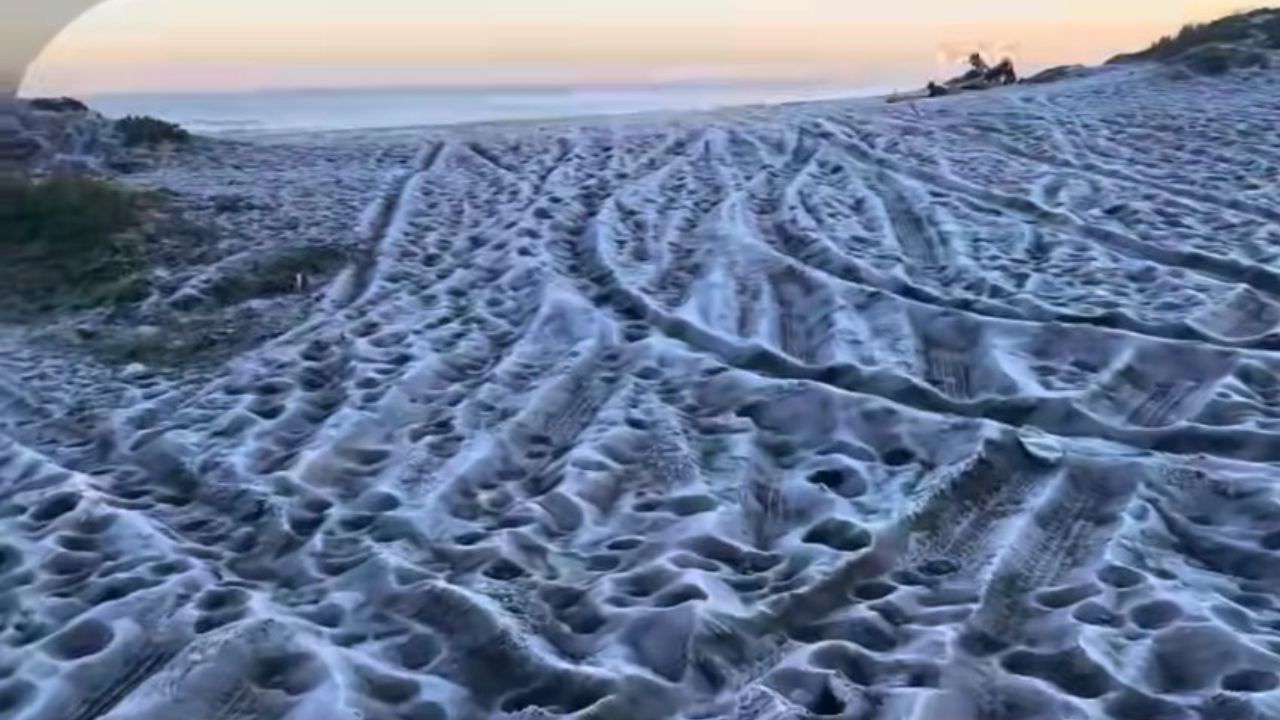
[[0, 175, 152, 317], [115, 115, 191, 148], [1111, 8, 1280, 63]]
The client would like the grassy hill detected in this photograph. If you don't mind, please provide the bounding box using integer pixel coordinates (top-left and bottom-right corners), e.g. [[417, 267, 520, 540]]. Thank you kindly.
[[1108, 7, 1280, 64]]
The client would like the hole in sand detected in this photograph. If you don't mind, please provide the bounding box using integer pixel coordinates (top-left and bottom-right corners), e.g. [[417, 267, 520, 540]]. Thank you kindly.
[[585, 554, 620, 572], [85, 575, 160, 605], [248, 651, 327, 695], [396, 633, 441, 670], [918, 559, 959, 577], [1072, 601, 1123, 627], [606, 537, 644, 552], [653, 584, 707, 608], [1222, 669, 1279, 693], [43, 618, 114, 660], [1130, 600, 1182, 630], [0, 679, 36, 714], [501, 677, 610, 715], [686, 535, 781, 574], [356, 665, 420, 704], [802, 519, 872, 553], [401, 701, 448, 720], [28, 491, 81, 523], [765, 668, 847, 716], [806, 467, 867, 498], [55, 534, 100, 552], [357, 490, 401, 513], [1105, 689, 1190, 720], [198, 587, 250, 612], [853, 581, 897, 601], [483, 558, 528, 581], [1034, 582, 1101, 609], [881, 448, 915, 467], [564, 606, 607, 634], [1097, 564, 1145, 589], [148, 558, 192, 576], [669, 553, 719, 572], [1001, 649, 1114, 699], [196, 609, 245, 634], [453, 531, 487, 546], [43, 551, 100, 576], [632, 498, 661, 513], [539, 584, 585, 610], [809, 642, 878, 685], [618, 567, 676, 597], [0, 545, 22, 575], [664, 495, 718, 516]]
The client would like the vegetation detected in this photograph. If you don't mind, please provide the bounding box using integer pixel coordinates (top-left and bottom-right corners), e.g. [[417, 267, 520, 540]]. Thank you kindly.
[[205, 246, 348, 306], [115, 115, 191, 148], [1110, 8, 1280, 63], [1176, 44, 1271, 76], [29, 97, 89, 113], [0, 175, 152, 316]]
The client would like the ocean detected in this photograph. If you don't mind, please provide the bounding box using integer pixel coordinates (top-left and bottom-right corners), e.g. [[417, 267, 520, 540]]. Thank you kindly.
[[84, 82, 888, 135]]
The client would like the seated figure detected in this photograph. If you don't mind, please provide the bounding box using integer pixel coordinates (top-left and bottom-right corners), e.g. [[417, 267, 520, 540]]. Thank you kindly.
[[985, 58, 1018, 85], [950, 53, 991, 86]]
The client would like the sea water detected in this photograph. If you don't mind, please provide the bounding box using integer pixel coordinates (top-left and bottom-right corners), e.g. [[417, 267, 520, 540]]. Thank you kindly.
[[85, 82, 886, 135]]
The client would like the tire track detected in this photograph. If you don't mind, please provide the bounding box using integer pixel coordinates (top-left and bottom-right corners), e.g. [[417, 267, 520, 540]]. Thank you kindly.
[[967, 459, 1137, 643], [815, 118, 1280, 302], [340, 140, 445, 309], [874, 171, 947, 269], [957, 119, 1280, 227], [549, 191, 1280, 463]]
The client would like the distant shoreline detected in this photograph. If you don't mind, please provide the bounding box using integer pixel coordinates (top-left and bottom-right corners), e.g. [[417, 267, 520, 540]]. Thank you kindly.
[[74, 81, 897, 136]]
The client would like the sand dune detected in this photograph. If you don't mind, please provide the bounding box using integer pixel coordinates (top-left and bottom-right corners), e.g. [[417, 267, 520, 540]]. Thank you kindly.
[[4, 62, 1280, 719]]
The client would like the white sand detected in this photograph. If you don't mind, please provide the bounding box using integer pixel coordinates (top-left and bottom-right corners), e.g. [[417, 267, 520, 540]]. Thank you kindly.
[[3, 62, 1280, 720]]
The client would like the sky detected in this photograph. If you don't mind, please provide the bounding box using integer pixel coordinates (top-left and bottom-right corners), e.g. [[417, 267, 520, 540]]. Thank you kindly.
[[18, 0, 1268, 95]]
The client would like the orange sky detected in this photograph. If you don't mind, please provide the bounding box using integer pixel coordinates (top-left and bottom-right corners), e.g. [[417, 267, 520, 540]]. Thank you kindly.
[[20, 0, 1268, 94]]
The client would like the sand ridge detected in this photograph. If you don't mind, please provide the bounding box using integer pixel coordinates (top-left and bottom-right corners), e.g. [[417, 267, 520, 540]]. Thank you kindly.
[[3, 63, 1280, 719]]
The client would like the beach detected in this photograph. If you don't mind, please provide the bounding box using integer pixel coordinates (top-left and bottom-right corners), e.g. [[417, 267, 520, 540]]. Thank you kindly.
[[84, 82, 890, 136], [3, 58, 1280, 720]]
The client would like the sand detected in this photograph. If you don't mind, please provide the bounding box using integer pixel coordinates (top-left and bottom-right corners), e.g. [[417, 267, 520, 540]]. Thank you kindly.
[[3, 61, 1280, 720]]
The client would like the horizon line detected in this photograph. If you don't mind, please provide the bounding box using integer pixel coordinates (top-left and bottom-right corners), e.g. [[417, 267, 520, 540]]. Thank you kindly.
[[27, 74, 899, 100]]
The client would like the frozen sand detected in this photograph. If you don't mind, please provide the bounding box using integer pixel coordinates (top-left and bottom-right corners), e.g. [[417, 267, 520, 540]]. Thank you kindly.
[[4, 63, 1280, 719]]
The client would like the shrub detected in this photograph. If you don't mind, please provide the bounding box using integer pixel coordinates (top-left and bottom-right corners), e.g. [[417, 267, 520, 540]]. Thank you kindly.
[[1176, 43, 1270, 76], [115, 115, 190, 147], [1265, 15, 1280, 48], [1, 175, 135, 248], [1109, 9, 1280, 63], [28, 97, 89, 113], [0, 175, 150, 315]]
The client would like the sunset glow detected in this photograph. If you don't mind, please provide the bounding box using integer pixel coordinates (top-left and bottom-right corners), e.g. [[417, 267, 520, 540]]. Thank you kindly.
[[20, 0, 1267, 94]]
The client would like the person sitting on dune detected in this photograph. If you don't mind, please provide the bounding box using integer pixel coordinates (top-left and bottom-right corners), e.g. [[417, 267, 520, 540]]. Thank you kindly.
[[984, 58, 1018, 85], [949, 53, 991, 86]]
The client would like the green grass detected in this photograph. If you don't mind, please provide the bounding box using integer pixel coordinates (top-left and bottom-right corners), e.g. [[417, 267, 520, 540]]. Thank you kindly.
[[0, 176, 152, 316]]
